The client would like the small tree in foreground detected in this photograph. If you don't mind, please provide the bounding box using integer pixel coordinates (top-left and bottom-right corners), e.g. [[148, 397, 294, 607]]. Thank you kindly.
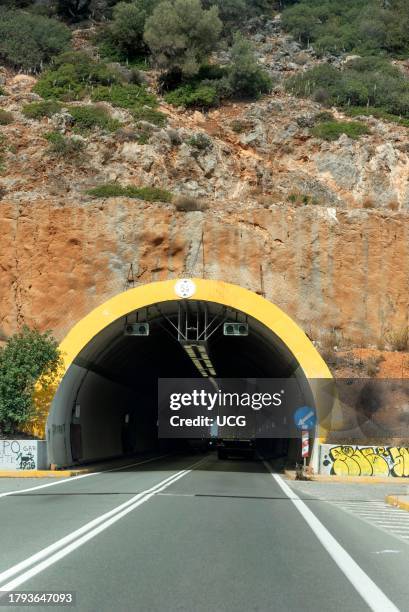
[[0, 327, 62, 435]]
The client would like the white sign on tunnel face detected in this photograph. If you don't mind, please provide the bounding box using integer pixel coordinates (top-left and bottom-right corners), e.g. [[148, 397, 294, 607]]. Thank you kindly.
[[0, 440, 47, 470], [174, 279, 196, 298]]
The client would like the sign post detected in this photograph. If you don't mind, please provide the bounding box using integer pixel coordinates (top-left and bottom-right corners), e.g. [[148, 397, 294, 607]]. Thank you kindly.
[[294, 406, 316, 474], [301, 429, 309, 471]]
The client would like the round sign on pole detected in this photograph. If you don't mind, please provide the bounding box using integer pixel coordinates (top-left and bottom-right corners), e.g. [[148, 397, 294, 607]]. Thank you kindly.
[[294, 406, 317, 431], [174, 279, 196, 298]]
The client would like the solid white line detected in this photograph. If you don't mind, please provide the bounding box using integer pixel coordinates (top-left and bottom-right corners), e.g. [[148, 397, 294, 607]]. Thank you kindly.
[[265, 464, 399, 612], [0, 455, 168, 499], [0, 455, 208, 590]]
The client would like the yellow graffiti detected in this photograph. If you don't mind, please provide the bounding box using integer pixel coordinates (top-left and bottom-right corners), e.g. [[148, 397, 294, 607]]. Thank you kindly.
[[327, 446, 409, 477], [388, 447, 409, 477]]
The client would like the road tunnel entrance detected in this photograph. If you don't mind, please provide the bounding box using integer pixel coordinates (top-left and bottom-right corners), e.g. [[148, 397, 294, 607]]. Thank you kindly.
[[41, 280, 331, 468]]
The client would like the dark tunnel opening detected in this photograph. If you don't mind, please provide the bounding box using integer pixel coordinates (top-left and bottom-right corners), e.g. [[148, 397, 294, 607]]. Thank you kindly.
[[47, 300, 314, 468]]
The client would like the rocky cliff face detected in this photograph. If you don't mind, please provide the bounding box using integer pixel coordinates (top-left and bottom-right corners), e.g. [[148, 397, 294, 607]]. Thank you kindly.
[[0, 18, 408, 351], [1, 199, 407, 348]]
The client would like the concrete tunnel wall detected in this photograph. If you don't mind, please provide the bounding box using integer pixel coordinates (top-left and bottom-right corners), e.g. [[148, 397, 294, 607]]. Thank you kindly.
[[47, 364, 159, 467]]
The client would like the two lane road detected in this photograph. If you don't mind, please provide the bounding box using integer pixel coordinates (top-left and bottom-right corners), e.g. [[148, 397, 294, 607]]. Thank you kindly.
[[0, 454, 408, 611]]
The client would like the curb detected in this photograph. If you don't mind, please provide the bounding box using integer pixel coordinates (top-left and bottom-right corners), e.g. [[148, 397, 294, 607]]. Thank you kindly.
[[284, 470, 409, 485], [0, 455, 158, 478], [385, 495, 409, 512], [0, 470, 82, 478]]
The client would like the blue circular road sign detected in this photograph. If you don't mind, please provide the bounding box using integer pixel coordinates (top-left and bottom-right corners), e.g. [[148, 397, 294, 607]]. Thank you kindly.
[[294, 406, 317, 430]]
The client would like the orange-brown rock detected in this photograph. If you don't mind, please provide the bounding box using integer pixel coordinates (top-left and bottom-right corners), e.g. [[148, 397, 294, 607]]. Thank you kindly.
[[0, 198, 407, 347]]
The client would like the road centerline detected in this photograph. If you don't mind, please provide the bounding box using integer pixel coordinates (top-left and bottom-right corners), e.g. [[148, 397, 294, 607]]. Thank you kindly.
[[0, 455, 209, 593]]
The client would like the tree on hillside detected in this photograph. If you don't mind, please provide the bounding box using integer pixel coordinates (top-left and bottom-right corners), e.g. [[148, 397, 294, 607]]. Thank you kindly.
[[144, 0, 222, 77], [0, 327, 62, 435], [224, 33, 272, 98], [0, 10, 71, 71], [103, 0, 158, 58]]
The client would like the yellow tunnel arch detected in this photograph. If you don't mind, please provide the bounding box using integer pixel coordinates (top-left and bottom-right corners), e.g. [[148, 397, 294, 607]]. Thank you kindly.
[[31, 278, 332, 440]]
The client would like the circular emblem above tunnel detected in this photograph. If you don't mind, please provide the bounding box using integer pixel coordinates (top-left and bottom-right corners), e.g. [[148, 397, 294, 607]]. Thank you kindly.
[[174, 279, 196, 298]]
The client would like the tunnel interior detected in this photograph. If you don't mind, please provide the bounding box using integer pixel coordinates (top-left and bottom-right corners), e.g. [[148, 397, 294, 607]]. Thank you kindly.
[[47, 300, 313, 467]]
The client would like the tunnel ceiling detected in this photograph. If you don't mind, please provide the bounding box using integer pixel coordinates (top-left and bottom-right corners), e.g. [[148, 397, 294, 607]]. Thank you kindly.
[[73, 300, 300, 390]]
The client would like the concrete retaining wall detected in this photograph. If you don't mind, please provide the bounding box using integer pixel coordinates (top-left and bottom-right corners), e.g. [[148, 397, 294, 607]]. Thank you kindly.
[[0, 440, 48, 470], [319, 443, 409, 477]]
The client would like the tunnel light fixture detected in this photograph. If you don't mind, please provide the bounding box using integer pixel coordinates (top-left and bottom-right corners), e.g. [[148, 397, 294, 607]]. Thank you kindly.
[[124, 322, 150, 336], [182, 342, 216, 378], [223, 322, 248, 336]]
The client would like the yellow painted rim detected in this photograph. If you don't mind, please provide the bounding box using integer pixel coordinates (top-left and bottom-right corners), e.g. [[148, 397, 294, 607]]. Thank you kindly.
[[30, 279, 332, 437]]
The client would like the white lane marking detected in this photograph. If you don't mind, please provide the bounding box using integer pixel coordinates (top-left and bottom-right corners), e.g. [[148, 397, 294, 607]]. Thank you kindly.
[[0, 455, 168, 499], [373, 550, 400, 555], [0, 455, 208, 591], [265, 465, 399, 612]]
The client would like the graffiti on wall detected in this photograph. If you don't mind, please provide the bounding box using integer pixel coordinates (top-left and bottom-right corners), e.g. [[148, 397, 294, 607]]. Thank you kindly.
[[320, 445, 409, 477], [0, 440, 37, 470]]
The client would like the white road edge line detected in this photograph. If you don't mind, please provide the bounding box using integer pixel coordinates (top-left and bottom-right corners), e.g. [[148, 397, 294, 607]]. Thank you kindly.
[[0, 454, 169, 499], [0, 455, 208, 590], [265, 463, 399, 612]]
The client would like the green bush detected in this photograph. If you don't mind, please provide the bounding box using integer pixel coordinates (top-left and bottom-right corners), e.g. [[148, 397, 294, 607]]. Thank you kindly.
[[22, 100, 62, 119], [222, 34, 272, 99], [187, 132, 213, 150], [0, 109, 13, 125], [98, 0, 158, 61], [165, 84, 218, 108], [91, 83, 157, 109], [345, 106, 409, 128], [0, 10, 71, 71], [69, 105, 120, 133], [311, 120, 370, 141], [286, 58, 409, 120], [281, 0, 409, 58], [132, 107, 167, 126], [144, 0, 222, 77], [34, 52, 119, 101], [0, 327, 62, 435], [44, 131, 86, 157], [87, 183, 173, 202]]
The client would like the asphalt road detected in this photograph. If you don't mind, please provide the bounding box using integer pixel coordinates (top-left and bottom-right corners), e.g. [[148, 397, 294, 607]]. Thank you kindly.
[[0, 453, 408, 612]]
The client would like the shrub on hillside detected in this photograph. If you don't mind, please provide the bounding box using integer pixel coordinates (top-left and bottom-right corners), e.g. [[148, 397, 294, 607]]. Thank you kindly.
[[311, 120, 369, 141], [91, 83, 156, 109], [386, 327, 409, 352], [220, 34, 272, 99], [286, 58, 409, 121], [282, 0, 409, 58], [164, 84, 218, 108], [34, 52, 119, 101], [173, 195, 207, 212], [0, 10, 71, 71], [22, 100, 62, 119], [87, 183, 173, 202], [0, 110, 13, 125], [44, 131, 86, 157], [132, 107, 167, 126], [69, 105, 120, 133]]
